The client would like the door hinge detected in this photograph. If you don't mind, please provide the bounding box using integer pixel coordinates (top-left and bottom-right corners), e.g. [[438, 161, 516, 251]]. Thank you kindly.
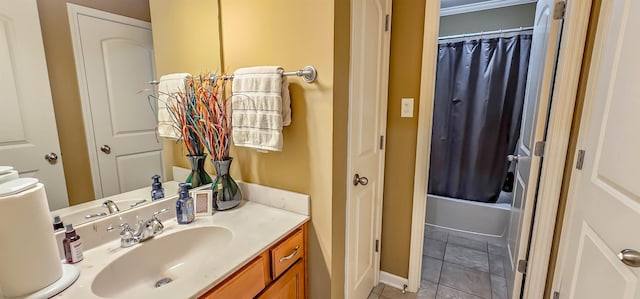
[[379, 135, 385, 150], [517, 259, 528, 274], [534, 141, 545, 157], [553, 1, 566, 19], [384, 14, 390, 32], [375, 240, 380, 253], [576, 149, 585, 170], [553, 291, 560, 299]]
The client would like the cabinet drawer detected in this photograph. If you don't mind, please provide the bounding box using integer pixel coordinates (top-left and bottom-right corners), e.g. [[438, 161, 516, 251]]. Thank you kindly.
[[271, 229, 304, 279], [200, 252, 268, 299]]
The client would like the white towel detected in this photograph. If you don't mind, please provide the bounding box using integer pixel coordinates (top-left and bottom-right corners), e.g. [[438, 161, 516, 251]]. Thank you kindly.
[[157, 73, 191, 139], [231, 66, 291, 152]]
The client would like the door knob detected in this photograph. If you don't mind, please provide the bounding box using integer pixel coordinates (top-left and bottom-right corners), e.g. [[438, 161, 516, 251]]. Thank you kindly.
[[507, 155, 521, 162], [353, 174, 369, 186], [44, 153, 58, 164], [100, 145, 112, 154], [618, 249, 640, 267]]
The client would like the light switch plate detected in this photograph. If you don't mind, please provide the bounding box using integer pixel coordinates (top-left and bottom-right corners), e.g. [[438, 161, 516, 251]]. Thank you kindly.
[[401, 98, 414, 118]]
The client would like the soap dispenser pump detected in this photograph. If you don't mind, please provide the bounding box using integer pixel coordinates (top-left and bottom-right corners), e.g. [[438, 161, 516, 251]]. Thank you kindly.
[[151, 175, 164, 201], [176, 183, 194, 224]]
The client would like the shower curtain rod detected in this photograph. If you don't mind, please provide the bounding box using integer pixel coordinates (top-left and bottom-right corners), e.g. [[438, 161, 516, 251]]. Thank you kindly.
[[438, 26, 534, 41]]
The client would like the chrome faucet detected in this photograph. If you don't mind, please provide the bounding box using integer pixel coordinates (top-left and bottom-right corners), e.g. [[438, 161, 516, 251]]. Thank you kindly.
[[107, 208, 168, 248], [102, 200, 120, 214]]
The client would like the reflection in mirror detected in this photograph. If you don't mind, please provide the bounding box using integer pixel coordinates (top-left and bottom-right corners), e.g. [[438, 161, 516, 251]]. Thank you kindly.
[[0, 0, 200, 227]]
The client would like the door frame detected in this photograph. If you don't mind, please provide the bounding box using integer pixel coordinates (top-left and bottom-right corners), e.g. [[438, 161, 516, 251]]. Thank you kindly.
[[550, 0, 613, 295], [406, 0, 594, 295], [67, 4, 153, 199]]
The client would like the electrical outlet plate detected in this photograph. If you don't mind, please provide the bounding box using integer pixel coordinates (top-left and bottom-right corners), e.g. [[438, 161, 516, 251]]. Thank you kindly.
[[401, 98, 414, 118]]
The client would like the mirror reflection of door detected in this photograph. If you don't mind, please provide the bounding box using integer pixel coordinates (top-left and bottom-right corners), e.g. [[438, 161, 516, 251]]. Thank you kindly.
[[68, 4, 162, 199], [0, 0, 70, 210]]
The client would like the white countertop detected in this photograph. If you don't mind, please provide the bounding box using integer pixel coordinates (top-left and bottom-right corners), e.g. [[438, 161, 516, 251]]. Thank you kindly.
[[54, 200, 309, 298]]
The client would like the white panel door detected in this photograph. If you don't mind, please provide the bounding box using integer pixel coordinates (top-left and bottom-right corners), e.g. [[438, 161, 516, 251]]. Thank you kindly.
[[505, 0, 562, 297], [0, 0, 69, 210], [558, 1, 640, 298], [69, 6, 161, 198], [346, 0, 391, 298]]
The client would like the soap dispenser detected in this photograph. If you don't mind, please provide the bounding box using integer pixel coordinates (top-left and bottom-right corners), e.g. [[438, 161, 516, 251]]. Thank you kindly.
[[176, 183, 194, 224], [151, 175, 164, 201], [63, 224, 83, 264]]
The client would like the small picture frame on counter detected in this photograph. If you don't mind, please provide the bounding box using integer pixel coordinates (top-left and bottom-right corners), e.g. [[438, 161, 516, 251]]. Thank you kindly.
[[192, 190, 213, 216]]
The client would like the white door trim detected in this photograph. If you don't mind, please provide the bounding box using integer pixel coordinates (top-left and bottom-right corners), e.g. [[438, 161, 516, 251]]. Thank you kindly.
[[67, 4, 152, 199], [522, 1, 592, 297], [550, 0, 603, 295], [407, 0, 593, 294], [406, 0, 441, 292]]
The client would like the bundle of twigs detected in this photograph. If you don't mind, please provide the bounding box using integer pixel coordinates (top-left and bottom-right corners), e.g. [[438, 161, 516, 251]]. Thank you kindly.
[[165, 74, 231, 161]]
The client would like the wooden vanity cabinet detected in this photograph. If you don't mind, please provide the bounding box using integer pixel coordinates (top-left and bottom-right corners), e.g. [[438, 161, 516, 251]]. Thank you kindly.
[[257, 260, 304, 299], [199, 223, 308, 299]]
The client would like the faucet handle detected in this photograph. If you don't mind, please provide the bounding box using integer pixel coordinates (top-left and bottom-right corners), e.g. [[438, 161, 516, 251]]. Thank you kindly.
[[148, 208, 168, 236], [106, 223, 138, 248], [106, 222, 132, 233]]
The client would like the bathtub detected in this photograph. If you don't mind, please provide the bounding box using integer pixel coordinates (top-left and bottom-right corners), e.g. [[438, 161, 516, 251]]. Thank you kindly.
[[425, 193, 511, 240]]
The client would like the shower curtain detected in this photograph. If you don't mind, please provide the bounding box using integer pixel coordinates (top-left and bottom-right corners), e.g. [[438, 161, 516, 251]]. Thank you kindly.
[[428, 34, 532, 203]]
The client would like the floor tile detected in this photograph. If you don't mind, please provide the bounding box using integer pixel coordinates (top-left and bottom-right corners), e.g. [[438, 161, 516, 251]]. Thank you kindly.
[[444, 244, 489, 273], [381, 285, 417, 299], [436, 285, 484, 299], [372, 283, 385, 295], [424, 238, 446, 260], [448, 234, 488, 252], [424, 226, 448, 242], [489, 254, 505, 277], [418, 280, 438, 299], [491, 275, 509, 299], [369, 291, 381, 299], [488, 242, 507, 256], [422, 256, 443, 283], [439, 262, 492, 299]]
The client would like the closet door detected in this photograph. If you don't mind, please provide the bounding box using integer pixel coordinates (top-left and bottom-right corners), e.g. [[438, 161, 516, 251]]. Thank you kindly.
[[68, 5, 161, 198], [0, 0, 69, 209]]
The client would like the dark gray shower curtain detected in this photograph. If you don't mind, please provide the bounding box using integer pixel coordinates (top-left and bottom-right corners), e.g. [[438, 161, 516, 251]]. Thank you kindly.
[[428, 34, 532, 203]]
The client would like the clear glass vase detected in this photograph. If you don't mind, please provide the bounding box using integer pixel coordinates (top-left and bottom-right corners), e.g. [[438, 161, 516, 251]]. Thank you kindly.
[[186, 154, 212, 188], [211, 157, 242, 210]]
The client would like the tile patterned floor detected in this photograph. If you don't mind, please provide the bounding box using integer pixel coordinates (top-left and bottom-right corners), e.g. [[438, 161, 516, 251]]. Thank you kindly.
[[368, 227, 509, 299]]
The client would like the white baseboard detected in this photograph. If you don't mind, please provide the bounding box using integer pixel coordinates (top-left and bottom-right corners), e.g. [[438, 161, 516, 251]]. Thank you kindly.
[[379, 271, 408, 291]]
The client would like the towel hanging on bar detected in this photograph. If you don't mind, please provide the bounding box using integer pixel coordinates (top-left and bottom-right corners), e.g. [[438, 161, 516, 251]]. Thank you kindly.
[[231, 66, 291, 152]]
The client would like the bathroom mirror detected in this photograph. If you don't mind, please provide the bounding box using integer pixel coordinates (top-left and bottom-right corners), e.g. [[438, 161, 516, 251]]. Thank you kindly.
[[0, 0, 221, 227]]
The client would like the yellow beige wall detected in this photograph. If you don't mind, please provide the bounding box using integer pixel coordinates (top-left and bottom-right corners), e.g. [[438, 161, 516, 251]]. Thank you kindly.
[[219, 1, 339, 298], [36, 0, 151, 206], [331, 0, 351, 297], [148, 0, 223, 177], [149, 1, 347, 297], [381, 0, 426, 277]]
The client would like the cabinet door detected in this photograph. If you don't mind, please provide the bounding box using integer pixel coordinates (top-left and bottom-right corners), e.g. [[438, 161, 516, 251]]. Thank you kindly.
[[258, 260, 305, 299], [200, 253, 268, 299]]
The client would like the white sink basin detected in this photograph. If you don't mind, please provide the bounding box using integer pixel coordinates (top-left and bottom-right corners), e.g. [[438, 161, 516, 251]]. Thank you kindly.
[[58, 198, 148, 226], [91, 226, 233, 298]]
